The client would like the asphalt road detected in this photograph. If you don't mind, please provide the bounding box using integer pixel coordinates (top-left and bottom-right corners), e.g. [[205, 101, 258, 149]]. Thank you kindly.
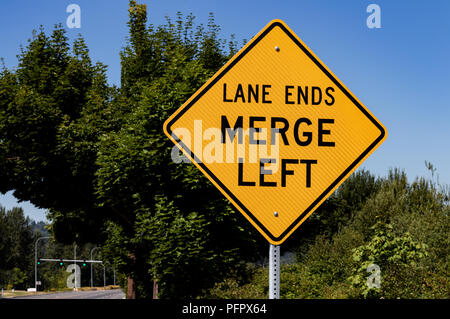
[[13, 289, 125, 299]]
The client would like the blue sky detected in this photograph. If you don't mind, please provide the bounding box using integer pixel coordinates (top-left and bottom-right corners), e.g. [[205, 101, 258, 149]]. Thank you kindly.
[[0, 0, 449, 222]]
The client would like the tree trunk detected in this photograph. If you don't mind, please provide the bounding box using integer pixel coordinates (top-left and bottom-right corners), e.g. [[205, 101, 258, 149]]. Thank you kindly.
[[153, 280, 158, 299], [126, 250, 137, 299], [127, 276, 136, 299]]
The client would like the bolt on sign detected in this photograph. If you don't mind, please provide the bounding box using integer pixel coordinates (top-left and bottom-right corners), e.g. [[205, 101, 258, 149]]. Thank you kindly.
[[164, 19, 387, 245]]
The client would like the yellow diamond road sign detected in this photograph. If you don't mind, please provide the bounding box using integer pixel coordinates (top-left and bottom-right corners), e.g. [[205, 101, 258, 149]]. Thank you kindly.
[[164, 19, 387, 245]]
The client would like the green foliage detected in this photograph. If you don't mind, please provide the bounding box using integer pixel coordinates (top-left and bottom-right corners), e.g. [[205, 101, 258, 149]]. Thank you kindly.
[[96, 1, 259, 298], [0, 23, 121, 244], [206, 168, 449, 299], [288, 169, 381, 254], [204, 264, 266, 299], [0, 0, 254, 298], [11, 267, 28, 288], [0, 206, 35, 289], [349, 222, 428, 298]]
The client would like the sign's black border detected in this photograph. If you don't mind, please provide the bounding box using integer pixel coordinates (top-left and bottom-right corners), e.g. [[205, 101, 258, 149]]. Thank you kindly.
[[165, 21, 386, 243]]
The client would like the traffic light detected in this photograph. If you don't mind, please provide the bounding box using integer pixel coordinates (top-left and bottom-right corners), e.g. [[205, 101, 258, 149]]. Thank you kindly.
[[59, 259, 64, 267], [82, 259, 87, 267], [37, 259, 41, 265]]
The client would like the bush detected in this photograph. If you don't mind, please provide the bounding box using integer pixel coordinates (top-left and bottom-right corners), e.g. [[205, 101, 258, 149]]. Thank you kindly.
[[203, 264, 266, 299], [204, 168, 449, 299], [349, 222, 428, 298]]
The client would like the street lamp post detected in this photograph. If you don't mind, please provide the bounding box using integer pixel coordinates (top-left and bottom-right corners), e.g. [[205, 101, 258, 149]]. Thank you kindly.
[[90, 247, 99, 287], [34, 236, 52, 292], [73, 243, 77, 291]]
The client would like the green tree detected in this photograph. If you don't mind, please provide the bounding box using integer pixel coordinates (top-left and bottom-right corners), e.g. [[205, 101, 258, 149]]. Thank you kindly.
[[96, 1, 259, 298], [0, 24, 125, 245], [1, 2, 253, 298], [0, 206, 36, 289]]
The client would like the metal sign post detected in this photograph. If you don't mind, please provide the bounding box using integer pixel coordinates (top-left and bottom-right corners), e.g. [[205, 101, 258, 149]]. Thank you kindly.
[[269, 244, 280, 299]]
